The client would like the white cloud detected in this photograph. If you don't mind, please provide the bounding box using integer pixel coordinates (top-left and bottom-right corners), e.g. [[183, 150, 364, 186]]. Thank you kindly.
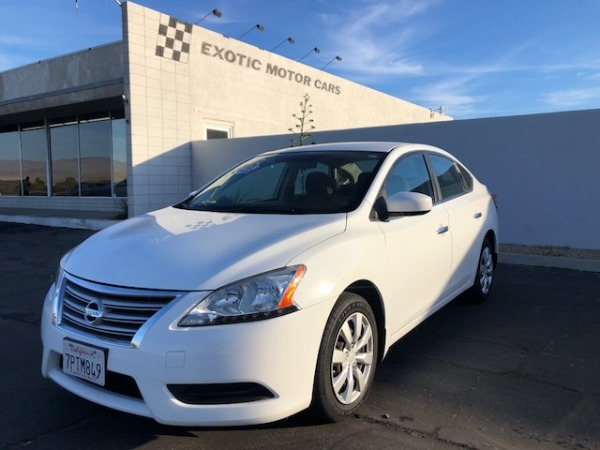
[[0, 34, 30, 46], [543, 87, 600, 108], [411, 76, 486, 118], [321, 0, 442, 77]]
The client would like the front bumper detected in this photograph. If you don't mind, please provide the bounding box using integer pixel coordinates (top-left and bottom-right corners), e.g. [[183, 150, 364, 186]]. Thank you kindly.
[[41, 283, 334, 426]]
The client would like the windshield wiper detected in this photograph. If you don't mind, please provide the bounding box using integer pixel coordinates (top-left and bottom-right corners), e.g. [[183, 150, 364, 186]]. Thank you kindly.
[[177, 203, 338, 214], [214, 206, 294, 214]]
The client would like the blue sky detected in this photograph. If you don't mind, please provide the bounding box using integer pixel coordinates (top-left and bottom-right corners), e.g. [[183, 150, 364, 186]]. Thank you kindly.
[[1, 0, 599, 119]]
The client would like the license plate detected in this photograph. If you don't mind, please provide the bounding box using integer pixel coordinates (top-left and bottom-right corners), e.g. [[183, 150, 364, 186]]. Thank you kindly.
[[63, 339, 107, 386]]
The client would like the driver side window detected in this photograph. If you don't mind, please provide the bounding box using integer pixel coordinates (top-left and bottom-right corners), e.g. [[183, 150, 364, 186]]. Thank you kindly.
[[383, 154, 433, 200]]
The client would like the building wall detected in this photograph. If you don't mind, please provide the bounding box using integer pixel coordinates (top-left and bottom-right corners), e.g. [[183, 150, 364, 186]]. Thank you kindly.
[[191, 109, 600, 250], [123, 2, 194, 216], [0, 42, 124, 117], [0, 195, 121, 214], [121, 1, 450, 216], [187, 29, 450, 141], [0, 42, 126, 214]]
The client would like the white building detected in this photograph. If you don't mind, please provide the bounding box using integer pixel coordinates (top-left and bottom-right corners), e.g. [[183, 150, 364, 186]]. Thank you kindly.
[[0, 1, 450, 218]]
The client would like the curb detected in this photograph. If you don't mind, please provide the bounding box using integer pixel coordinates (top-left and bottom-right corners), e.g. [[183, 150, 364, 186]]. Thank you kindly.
[[499, 252, 600, 273], [0, 214, 119, 231]]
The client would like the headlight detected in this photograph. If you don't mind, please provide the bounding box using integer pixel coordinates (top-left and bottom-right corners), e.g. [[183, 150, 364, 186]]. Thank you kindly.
[[50, 267, 64, 325], [48, 248, 76, 325], [178, 265, 306, 327]]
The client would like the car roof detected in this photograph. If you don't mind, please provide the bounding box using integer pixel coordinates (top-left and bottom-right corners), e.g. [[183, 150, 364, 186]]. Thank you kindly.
[[269, 141, 438, 154]]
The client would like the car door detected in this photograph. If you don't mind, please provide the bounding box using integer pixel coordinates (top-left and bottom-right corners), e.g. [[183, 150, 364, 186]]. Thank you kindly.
[[375, 153, 452, 337], [427, 154, 484, 295]]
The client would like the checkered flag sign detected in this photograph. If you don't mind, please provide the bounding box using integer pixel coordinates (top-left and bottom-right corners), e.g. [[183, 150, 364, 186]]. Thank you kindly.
[[156, 15, 193, 63]]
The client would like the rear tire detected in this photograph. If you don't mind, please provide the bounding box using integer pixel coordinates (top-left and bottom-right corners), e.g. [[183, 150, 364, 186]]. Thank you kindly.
[[470, 238, 494, 302], [312, 292, 378, 422]]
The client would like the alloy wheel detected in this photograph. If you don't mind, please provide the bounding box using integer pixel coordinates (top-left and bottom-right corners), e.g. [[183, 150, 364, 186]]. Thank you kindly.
[[479, 246, 494, 295], [330, 311, 374, 405]]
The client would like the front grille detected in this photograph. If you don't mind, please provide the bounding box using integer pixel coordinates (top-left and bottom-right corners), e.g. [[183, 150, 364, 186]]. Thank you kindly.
[[59, 274, 178, 345]]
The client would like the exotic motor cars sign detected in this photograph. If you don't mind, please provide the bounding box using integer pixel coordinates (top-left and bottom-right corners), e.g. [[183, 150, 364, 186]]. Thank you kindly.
[[200, 41, 342, 95]]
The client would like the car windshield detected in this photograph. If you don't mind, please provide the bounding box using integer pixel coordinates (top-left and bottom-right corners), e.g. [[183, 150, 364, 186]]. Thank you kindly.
[[177, 150, 386, 214]]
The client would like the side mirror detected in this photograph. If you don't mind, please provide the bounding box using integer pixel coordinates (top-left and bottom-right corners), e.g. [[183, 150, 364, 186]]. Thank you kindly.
[[386, 191, 432, 215]]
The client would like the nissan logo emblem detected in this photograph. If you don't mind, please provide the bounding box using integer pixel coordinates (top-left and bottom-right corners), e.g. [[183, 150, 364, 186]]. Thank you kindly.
[[84, 300, 104, 325]]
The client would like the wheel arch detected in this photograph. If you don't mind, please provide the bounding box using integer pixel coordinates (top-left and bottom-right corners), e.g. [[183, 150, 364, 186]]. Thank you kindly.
[[484, 229, 499, 268], [343, 280, 386, 363]]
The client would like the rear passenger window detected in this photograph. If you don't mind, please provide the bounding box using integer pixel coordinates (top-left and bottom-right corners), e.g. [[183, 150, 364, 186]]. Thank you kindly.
[[458, 164, 473, 191], [429, 155, 465, 200]]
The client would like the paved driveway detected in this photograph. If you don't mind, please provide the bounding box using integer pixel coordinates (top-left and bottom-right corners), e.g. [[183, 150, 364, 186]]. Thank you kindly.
[[1, 222, 598, 449]]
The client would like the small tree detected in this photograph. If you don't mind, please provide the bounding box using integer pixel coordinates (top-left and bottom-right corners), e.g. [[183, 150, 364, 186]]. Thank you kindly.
[[289, 93, 315, 146]]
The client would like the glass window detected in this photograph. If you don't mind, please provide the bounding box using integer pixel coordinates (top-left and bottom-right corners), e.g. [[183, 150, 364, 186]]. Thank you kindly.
[[384, 154, 433, 199], [20, 122, 48, 196], [293, 163, 330, 195], [79, 116, 111, 196], [458, 164, 473, 191], [220, 161, 286, 203], [205, 124, 231, 140], [2, 109, 126, 198], [181, 151, 386, 214], [207, 129, 229, 139], [112, 117, 127, 197], [50, 117, 79, 196], [0, 125, 21, 196], [429, 154, 465, 200]]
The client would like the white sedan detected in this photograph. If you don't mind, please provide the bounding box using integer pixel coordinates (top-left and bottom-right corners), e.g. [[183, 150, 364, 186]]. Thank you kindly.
[[41, 142, 499, 426]]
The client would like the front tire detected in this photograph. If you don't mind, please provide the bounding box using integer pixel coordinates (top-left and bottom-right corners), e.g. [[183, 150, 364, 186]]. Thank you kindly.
[[312, 292, 378, 421]]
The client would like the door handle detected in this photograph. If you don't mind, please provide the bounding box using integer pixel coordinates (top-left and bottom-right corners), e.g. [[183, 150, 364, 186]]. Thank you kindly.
[[437, 225, 449, 234], [473, 212, 482, 219]]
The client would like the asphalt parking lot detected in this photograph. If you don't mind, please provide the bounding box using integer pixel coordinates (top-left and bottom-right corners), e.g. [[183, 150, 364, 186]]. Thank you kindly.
[[1, 222, 598, 450]]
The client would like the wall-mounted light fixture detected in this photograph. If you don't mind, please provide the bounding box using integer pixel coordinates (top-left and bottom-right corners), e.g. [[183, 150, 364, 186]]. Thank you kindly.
[[429, 106, 445, 118], [195, 9, 222, 25], [270, 37, 295, 52], [298, 47, 320, 62], [239, 24, 265, 39], [321, 55, 342, 70]]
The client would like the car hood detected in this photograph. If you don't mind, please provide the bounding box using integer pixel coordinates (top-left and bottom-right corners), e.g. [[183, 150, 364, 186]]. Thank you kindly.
[[64, 207, 347, 291]]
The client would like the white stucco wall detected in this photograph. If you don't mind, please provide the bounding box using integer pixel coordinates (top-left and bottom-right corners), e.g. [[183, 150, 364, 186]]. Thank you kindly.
[[123, 2, 194, 216], [191, 109, 600, 250], [187, 28, 450, 141]]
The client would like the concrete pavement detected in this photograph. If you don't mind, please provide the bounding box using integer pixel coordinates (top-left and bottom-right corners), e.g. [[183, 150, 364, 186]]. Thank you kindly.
[[1, 222, 599, 449]]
